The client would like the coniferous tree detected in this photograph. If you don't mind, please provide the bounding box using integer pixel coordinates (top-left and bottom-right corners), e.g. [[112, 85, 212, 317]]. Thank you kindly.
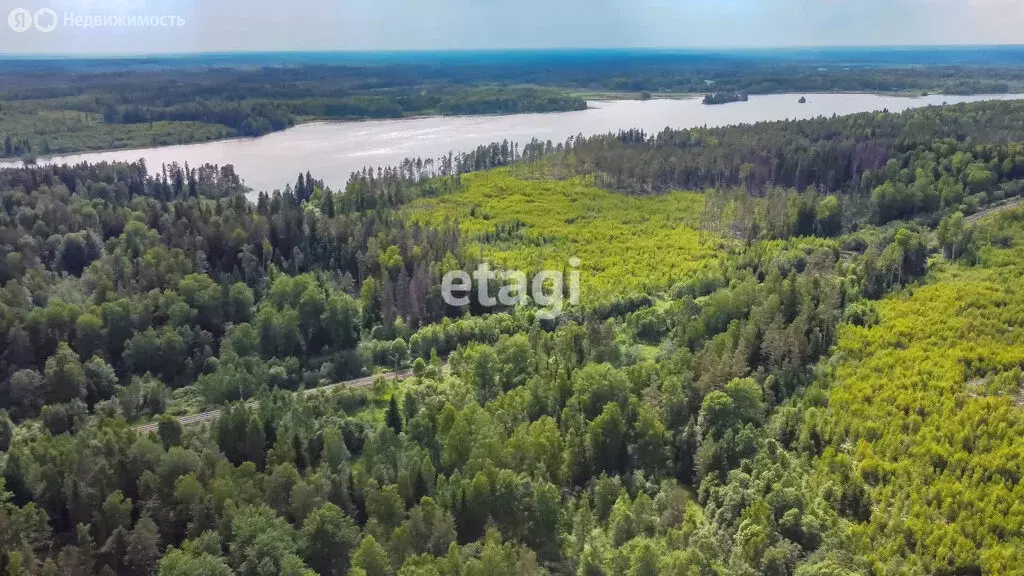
[[385, 395, 403, 434]]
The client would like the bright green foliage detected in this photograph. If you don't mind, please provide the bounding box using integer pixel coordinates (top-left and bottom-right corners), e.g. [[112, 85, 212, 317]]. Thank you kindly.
[[818, 210, 1024, 574], [411, 170, 721, 303], [352, 535, 395, 576], [158, 548, 234, 576], [229, 504, 311, 576], [300, 502, 361, 576]]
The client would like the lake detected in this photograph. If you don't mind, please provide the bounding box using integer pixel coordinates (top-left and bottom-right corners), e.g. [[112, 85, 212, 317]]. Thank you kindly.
[[7, 92, 1023, 194]]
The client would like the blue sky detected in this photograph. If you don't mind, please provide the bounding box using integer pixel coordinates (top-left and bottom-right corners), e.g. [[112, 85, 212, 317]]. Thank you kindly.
[[1, 0, 1022, 55]]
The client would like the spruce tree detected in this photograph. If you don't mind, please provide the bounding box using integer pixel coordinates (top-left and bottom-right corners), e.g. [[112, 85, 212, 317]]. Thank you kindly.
[[385, 395, 403, 434]]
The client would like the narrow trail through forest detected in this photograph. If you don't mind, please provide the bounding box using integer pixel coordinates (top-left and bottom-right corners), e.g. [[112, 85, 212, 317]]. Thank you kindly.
[[134, 368, 414, 433]]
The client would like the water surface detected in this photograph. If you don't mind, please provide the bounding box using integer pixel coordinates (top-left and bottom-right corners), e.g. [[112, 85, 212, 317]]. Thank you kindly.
[[9, 93, 1022, 193]]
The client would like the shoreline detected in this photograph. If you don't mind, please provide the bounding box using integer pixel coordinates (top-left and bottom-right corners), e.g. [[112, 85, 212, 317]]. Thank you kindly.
[[4, 90, 1019, 174], [0, 89, 1005, 164], [0, 105, 596, 166]]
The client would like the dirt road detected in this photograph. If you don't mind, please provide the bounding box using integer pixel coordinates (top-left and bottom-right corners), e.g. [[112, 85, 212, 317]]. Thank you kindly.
[[135, 368, 414, 433]]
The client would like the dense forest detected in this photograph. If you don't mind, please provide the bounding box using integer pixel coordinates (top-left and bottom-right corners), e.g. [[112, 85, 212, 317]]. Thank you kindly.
[[513, 100, 1024, 228], [2, 100, 1024, 575], [2, 48, 1024, 157], [0, 79, 585, 160]]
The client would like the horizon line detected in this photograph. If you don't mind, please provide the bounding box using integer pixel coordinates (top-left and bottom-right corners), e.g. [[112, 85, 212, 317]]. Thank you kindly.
[[3, 43, 1024, 61]]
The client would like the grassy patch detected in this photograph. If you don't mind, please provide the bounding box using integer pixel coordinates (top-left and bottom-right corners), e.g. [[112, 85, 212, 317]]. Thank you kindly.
[[822, 209, 1024, 573], [408, 170, 730, 304]]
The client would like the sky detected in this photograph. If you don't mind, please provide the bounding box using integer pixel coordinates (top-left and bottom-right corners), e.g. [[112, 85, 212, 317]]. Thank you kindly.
[[1, 0, 1022, 55]]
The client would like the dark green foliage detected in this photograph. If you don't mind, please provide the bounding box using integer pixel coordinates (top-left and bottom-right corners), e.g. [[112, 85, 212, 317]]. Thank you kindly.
[[300, 503, 361, 576], [702, 91, 748, 104], [0, 159, 478, 422], [385, 395, 403, 434], [157, 416, 183, 449], [0, 410, 11, 451], [125, 517, 161, 575]]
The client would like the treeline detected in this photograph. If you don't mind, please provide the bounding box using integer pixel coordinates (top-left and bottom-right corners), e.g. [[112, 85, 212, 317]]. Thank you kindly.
[[437, 87, 587, 116], [508, 101, 1024, 231], [104, 101, 294, 138], [3, 134, 34, 159], [0, 161, 247, 202], [96, 87, 586, 138], [701, 92, 748, 105], [4, 51, 1021, 101]]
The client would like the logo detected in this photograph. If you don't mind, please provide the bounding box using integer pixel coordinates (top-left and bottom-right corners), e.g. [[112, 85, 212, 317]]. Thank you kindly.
[[441, 259, 581, 320], [7, 7, 186, 32], [7, 7, 58, 32], [7, 8, 31, 32], [33, 8, 56, 32]]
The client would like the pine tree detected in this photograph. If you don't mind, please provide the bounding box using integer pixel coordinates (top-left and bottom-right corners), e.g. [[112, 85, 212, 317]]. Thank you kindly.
[[293, 434, 308, 472], [157, 416, 182, 449], [413, 465, 429, 503], [0, 410, 12, 451], [385, 395, 403, 434], [322, 190, 335, 218], [244, 416, 267, 470]]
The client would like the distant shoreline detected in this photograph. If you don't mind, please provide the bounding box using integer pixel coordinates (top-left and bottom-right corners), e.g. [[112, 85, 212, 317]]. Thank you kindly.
[[0, 90, 1004, 164], [0, 105, 597, 165], [6, 93, 1022, 199]]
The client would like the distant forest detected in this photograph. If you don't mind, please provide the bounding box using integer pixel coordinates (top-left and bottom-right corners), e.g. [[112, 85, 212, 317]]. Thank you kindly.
[[1, 48, 1023, 158]]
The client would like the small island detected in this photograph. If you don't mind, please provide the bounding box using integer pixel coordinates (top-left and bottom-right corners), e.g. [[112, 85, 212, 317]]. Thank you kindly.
[[799, 96, 807, 104], [702, 91, 749, 105]]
